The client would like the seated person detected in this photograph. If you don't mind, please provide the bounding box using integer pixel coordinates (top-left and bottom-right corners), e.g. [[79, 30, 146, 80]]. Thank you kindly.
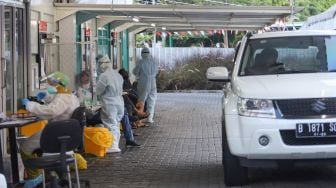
[[247, 48, 283, 75], [20, 71, 80, 187], [76, 70, 102, 126], [77, 70, 93, 108], [118, 69, 148, 128], [77, 70, 141, 147]]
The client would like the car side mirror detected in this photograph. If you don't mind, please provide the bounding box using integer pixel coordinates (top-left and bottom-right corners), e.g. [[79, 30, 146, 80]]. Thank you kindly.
[[206, 67, 230, 82]]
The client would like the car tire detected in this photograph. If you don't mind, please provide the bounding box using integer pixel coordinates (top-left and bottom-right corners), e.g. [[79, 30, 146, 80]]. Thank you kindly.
[[222, 119, 248, 186]]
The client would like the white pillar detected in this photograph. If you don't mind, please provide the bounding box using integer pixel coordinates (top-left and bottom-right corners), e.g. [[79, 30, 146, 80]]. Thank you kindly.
[[59, 14, 77, 90]]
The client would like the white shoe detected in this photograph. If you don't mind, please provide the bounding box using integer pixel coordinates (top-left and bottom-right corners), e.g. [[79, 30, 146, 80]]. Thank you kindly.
[[146, 118, 154, 123], [106, 148, 121, 153]]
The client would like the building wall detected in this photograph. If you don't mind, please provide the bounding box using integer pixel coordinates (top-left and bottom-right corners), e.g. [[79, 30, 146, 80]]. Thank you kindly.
[[301, 4, 336, 30], [30, 0, 59, 91]]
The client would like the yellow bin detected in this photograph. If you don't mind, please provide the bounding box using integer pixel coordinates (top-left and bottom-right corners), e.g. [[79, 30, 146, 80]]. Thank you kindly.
[[83, 127, 113, 157]]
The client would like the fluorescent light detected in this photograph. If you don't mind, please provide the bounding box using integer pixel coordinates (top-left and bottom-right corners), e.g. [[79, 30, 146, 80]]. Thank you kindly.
[[132, 17, 139, 22], [162, 27, 166, 30], [151, 23, 156, 27]]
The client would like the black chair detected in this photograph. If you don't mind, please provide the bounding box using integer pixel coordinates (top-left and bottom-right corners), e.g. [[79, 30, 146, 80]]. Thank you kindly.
[[70, 107, 91, 188], [24, 119, 81, 188], [71, 106, 87, 153]]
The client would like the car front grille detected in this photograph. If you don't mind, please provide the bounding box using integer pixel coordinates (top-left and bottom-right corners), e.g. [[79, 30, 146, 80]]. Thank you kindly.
[[280, 130, 336, 145], [275, 98, 336, 118]]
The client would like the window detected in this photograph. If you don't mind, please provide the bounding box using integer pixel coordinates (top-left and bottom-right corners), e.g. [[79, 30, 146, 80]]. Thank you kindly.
[[239, 36, 336, 76]]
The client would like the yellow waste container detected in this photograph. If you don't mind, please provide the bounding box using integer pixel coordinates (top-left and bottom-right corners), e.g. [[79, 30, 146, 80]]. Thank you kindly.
[[83, 127, 113, 157]]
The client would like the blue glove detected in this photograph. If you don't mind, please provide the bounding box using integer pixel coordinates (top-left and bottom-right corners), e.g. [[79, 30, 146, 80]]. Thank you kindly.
[[21, 98, 30, 106], [36, 92, 47, 100]]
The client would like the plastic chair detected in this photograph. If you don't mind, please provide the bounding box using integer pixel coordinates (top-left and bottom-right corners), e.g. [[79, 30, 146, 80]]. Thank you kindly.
[[24, 119, 81, 188]]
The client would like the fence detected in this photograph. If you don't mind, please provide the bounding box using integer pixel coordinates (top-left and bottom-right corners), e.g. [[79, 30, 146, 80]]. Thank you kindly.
[[135, 47, 235, 69]]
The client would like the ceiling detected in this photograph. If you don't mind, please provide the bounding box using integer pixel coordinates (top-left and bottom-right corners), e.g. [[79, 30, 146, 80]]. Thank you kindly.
[[54, 3, 304, 32]]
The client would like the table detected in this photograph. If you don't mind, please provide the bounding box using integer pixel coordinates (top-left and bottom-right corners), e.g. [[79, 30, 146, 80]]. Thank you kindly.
[[0, 117, 39, 185]]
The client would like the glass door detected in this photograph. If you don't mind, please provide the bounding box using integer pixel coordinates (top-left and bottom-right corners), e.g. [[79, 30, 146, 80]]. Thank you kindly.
[[4, 6, 13, 115], [1, 5, 25, 115], [0, 1, 28, 182]]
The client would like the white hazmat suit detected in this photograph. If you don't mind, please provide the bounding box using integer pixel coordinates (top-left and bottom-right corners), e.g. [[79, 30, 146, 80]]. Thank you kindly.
[[21, 73, 80, 157], [133, 47, 158, 122], [96, 56, 124, 152], [26, 93, 80, 121]]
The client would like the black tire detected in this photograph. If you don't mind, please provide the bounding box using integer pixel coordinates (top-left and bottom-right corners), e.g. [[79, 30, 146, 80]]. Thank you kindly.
[[222, 118, 248, 186]]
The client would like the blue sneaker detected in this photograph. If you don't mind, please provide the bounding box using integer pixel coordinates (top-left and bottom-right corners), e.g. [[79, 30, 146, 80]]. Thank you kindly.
[[24, 174, 43, 188]]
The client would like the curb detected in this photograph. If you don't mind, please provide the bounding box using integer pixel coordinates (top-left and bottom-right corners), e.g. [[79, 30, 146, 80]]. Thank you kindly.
[[158, 90, 223, 93]]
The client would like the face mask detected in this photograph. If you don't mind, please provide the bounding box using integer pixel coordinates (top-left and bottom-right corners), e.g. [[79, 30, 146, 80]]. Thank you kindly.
[[141, 53, 150, 58], [47, 85, 57, 94], [82, 83, 90, 89]]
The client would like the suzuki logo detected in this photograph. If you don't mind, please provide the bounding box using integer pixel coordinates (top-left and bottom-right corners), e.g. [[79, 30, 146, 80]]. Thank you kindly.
[[311, 99, 326, 113]]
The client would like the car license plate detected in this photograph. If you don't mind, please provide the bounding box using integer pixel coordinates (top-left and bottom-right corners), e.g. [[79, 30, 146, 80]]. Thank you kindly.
[[296, 122, 336, 138]]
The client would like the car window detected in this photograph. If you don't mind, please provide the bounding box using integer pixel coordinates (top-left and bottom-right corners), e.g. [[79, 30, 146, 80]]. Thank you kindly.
[[239, 36, 336, 76]]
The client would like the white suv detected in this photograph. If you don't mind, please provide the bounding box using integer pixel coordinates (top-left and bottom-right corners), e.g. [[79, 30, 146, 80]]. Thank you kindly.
[[207, 30, 336, 186]]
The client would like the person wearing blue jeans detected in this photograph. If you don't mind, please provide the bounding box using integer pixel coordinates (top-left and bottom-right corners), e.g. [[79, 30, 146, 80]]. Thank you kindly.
[[121, 108, 141, 148], [86, 107, 140, 148]]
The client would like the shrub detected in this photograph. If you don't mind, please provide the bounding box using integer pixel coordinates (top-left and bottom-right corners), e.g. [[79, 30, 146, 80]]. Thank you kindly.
[[157, 52, 233, 91]]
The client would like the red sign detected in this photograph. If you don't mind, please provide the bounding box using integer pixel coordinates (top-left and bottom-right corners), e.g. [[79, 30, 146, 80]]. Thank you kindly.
[[85, 28, 91, 37], [39, 21, 48, 33]]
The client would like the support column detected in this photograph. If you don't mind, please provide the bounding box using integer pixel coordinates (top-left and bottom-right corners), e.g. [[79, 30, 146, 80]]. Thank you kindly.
[[121, 29, 129, 71], [169, 34, 173, 47], [59, 14, 77, 89]]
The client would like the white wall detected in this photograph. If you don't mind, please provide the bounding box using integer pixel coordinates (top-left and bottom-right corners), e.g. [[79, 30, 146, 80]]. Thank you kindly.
[[301, 4, 336, 30], [76, 0, 133, 4], [31, 0, 55, 18]]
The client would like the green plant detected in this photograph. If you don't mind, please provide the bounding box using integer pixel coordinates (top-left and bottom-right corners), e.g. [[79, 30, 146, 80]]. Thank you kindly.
[[157, 52, 233, 90]]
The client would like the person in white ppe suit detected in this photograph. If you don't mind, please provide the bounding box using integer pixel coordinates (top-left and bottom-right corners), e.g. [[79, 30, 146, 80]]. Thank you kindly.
[[20, 71, 79, 187], [133, 47, 158, 123], [22, 71, 80, 121], [96, 55, 124, 153]]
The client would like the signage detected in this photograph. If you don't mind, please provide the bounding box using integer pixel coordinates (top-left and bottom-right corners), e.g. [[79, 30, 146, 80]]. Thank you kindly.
[[39, 21, 48, 33], [85, 28, 91, 37]]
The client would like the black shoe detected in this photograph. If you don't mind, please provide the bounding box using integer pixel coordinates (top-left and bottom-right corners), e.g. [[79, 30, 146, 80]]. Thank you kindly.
[[126, 141, 141, 148], [133, 133, 140, 136]]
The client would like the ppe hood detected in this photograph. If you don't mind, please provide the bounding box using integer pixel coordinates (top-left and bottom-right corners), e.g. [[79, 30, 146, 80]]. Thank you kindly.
[[233, 73, 336, 99]]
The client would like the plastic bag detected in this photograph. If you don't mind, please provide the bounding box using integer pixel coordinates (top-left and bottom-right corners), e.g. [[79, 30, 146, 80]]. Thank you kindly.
[[84, 127, 113, 157], [84, 127, 113, 148], [70, 153, 87, 170]]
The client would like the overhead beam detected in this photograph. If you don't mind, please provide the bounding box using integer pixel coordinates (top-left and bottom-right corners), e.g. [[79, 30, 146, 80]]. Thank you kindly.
[[54, 4, 303, 15], [54, 3, 303, 31], [128, 25, 150, 33]]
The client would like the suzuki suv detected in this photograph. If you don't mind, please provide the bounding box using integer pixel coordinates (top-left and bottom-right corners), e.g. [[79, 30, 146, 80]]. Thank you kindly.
[[206, 30, 336, 186]]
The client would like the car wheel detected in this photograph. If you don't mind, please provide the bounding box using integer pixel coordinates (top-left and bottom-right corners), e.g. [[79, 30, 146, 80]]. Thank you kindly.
[[222, 119, 248, 186]]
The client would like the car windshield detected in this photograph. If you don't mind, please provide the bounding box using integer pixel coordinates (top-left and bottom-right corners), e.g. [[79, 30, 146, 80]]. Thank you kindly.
[[239, 36, 336, 76]]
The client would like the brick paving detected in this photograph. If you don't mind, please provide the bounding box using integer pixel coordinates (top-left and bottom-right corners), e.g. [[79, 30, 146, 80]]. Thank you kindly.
[[79, 92, 336, 188], [80, 92, 223, 188]]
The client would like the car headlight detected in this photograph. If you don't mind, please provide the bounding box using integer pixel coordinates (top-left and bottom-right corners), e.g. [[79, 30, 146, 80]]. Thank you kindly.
[[237, 97, 276, 118]]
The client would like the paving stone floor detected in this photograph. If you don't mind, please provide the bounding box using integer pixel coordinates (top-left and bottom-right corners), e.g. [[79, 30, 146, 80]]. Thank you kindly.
[[79, 92, 336, 188], [80, 92, 223, 188]]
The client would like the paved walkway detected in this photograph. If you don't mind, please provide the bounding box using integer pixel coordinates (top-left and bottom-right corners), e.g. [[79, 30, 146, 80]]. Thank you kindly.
[[80, 92, 224, 188], [79, 92, 336, 188]]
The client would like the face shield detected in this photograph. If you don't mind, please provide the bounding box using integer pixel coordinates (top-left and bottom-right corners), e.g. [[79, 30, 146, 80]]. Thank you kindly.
[[47, 72, 70, 87], [98, 55, 111, 73]]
